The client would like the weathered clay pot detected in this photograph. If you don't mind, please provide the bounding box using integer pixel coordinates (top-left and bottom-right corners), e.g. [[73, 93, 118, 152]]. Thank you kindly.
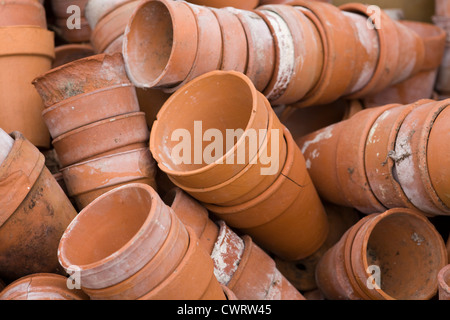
[[206, 127, 329, 261], [58, 184, 173, 290], [123, 0, 199, 89], [256, 4, 324, 105], [186, 0, 258, 10], [150, 70, 270, 189], [289, 1, 356, 107], [209, 7, 247, 73], [0, 26, 54, 148], [163, 2, 223, 93], [90, 0, 139, 54], [438, 264, 450, 300], [139, 227, 227, 300], [81, 209, 189, 300], [316, 208, 448, 300], [53, 44, 95, 68], [0, 273, 89, 300], [61, 148, 158, 210], [33, 53, 130, 108], [52, 111, 150, 168], [0, 0, 47, 27], [225, 7, 275, 92], [173, 95, 286, 206], [0, 132, 77, 283], [163, 188, 219, 254]]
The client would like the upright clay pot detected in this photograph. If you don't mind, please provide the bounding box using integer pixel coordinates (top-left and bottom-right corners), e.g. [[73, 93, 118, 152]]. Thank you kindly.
[[315, 208, 448, 300], [58, 184, 173, 290], [61, 148, 158, 210], [123, 0, 199, 89], [0, 273, 89, 300], [0, 26, 54, 148], [0, 0, 47, 27], [150, 70, 270, 190], [439, 264, 450, 300], [163, 188, 219, 254], [206, 127, 329, 261], [0, 132, 77, 283]]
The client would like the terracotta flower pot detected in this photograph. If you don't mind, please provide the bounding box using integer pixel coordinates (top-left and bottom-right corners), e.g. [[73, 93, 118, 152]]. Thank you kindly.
[[123, 0, 199, 88], [288, 1, 356, 107], [0, 0, 47, 28], [163, 2, 223, 94], [316, 208, 448, 300], [58, 184, 173, 290], [209, 7, 247, 73], [163, 188, 219, 254], [139, 227, 227, 300], [438, 264, 450, 300], [0, 132, 77, 283], [256, 4, 324, 105], [0, 26, 54, 148], [0, 273, 89, 300], [206, 127, 329, 261], [150, 70, 270, 189], [186, 0, 259, 10], [90, 0, 139, 54], [61, 148, 158, 210], [225, 7, 275, 92], [52, 44, 95, 68], [33, 53, 131, 109], [173, 95, 286, 206], [226, 235, 305, 300], [82, 210, 189, 300], [52, 111, 150, 168]]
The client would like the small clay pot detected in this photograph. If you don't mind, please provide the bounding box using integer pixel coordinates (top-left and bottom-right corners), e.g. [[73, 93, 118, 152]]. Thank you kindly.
[[206, 127, 329, 261], [82, 212, 189, 300], [58, 183, 173, 290], [163, 188, 219, 254], [225, 7, 275, 92], [0, 273, 89, 300], [186, 0, 259, 10], [139, 227, 227, 300], [150, 70, 269, 189], [61, 147, 158, 210], [33, 53, 131, 108], [209, 7, 247, 73], [52, 111, 150, 168], [0, 26, 54, 148], [53, 44, 95, 68], [0, 0, 47, 27], [90, 0, 139, 54], [0, 132, 77, 283], [438, 264, 450, 300], [42, 84, 140, 139], [123, 0, 199, 88], [316, 208, 448, 300], [163, 3, 223, 93]]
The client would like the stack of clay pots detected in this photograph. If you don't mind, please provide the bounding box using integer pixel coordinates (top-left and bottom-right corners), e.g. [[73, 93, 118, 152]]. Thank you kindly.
[[163, 188, 305, 300], [32, 53, 157, 210], [150, 69, 329, 262], [316, 208, 448, 300], [0, 0, 54, 149], [123, 0, 431, 108], [58, 183, 227, 300], [0, 129, 77, 284], [50, 0, 91, 43], [434, 0, 450, 96], [299, 98, 450, 217], [0, 274, 89, 300]]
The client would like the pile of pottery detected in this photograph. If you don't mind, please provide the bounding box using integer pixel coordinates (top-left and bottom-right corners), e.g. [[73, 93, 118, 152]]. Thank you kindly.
[[123, 0, 433, 107], [32, 53, 157, 210]]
